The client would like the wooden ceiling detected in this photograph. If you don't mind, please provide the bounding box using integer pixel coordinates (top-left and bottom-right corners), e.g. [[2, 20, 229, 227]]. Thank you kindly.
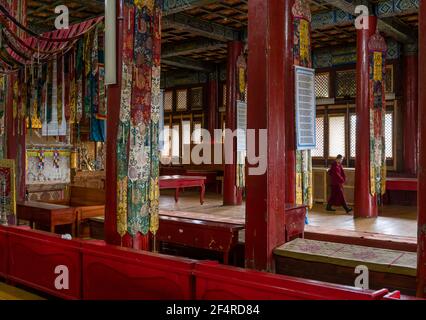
[[24, 0, 419, 73]]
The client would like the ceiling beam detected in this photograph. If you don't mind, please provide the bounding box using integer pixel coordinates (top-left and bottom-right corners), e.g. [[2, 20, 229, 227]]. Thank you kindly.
[[161, 56, 215, 73], [162, 39, 225, 58], [163, 0, 217, 16], [327, 0, 416, 43], [163, 13, 239, 42]]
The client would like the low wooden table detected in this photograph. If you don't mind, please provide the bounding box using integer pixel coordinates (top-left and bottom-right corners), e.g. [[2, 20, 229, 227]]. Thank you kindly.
[[17, 201, 76, 236], [285, 204, 307, 242], [156, 214, 244, 265], [384, 177, 417, 204], [159, 175, 206, 204]]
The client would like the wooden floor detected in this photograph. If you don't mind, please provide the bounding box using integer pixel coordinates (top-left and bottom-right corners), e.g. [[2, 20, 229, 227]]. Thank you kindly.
[[0, 282, 44, 300], [159, 190, 417, 239]]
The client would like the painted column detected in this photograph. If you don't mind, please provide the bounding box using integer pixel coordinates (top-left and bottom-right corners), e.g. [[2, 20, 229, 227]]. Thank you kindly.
[[207, 73, 218, 136], [354, 16, 378, 218], [245, 0, 288, 271], [417, 0, 426, 298], [285, 0, 296, 204], [403, 43, 418, 175], [223, 41, 243, 205]]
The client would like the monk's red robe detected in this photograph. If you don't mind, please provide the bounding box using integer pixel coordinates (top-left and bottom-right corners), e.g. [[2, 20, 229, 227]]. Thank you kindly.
[[328, 161, 347, 206]]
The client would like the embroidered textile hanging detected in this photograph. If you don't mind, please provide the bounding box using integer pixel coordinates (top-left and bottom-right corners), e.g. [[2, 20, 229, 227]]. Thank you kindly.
[[0, 75, 6, 159], [293, 0, 313, 210], [116, 0, 161, 240], [368, 29, 387, 198], [236, 50, 247, 189]]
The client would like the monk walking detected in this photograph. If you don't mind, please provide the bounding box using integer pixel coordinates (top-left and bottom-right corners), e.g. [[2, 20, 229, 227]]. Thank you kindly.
[[326, 155, 353, 214]]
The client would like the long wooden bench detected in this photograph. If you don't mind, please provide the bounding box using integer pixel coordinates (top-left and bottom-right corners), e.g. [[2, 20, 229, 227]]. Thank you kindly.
[[194, 261, 390, 300], [81, 241, 196, 300], [274, 238, 417, 296]]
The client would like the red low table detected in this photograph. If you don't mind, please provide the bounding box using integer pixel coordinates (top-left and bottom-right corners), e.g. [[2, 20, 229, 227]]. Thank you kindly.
[[285, 204, 307, 242], [384, 177, 417, 204], [159, 175, 206, 205], [386, 177, 417, 191]]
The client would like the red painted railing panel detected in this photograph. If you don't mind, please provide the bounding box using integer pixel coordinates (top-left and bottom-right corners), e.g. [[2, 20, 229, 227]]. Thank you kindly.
[[6, 226, 82, 300], [194, 261, 389, 300], [0, 225, 7, 278], [81, 241, 196, 300]]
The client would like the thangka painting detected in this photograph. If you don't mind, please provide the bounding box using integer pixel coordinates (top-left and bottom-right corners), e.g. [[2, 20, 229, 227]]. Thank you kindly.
[[0, 159, 17, 216]]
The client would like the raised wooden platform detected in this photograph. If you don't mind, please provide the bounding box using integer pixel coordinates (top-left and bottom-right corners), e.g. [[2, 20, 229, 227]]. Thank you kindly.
[[274, 238, 417, 296]]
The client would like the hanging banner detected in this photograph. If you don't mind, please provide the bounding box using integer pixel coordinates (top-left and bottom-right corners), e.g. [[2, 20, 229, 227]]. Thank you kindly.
[[236, 100, 247, 152], [295, 66, 316, 150]]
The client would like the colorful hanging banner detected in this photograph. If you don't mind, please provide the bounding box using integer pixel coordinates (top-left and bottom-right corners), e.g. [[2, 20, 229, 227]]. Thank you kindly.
[[293, 0, 313, 210], [368, 29, 387, 198]]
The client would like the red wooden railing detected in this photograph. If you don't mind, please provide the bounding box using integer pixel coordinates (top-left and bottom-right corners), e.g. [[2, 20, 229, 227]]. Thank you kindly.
[[0, 225, 418, 300]]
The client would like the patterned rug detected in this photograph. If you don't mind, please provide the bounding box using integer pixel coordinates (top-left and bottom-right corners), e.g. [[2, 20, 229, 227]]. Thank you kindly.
[[274, 238, 417, 277]]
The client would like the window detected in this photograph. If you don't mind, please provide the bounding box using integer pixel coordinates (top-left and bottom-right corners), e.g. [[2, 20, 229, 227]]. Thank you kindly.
[[315, 72, 330, 98], [161, 125, 171, 158], [193, 122, 202, 144], [385, 112, 393, 158], [312, 116, 324, 157], [328, 115, 346, 157], [191, 87, 203, 109], [176, 89, 188, 111], [350, 114, 356, 158], [164, 91, 173, 112], [335, 70, 356, 98], [182, 121, 191, 160], [171, 124, 180, 159]]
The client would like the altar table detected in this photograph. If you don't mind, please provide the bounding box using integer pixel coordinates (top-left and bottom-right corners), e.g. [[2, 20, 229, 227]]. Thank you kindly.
[[17, 201, 76, 236], [384, 177, 417, 204], [159, 175, 206, 205]]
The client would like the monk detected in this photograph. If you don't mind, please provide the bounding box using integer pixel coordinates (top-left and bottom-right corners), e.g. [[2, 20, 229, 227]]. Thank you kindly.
[[326, 155, 353, 214]]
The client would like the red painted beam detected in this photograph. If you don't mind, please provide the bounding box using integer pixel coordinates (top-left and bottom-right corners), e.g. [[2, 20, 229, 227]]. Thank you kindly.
[[245, 0, 287, 271], [223, 41, 243, 206], [403, 47, 418, 175], [354, 16, 378, 218], [417, 0, 426, 298]]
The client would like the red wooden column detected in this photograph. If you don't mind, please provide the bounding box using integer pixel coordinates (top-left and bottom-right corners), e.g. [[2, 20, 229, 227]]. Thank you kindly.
[[417, 0, 426, 298], [207, 75, 218, 136], [284, 0, 296, 204], [354, 16, 378, 218], [245, 0, 288, 271], [104, 0, 124, 246], [223, 41, 243, 205], [403, 44, 418, 175]]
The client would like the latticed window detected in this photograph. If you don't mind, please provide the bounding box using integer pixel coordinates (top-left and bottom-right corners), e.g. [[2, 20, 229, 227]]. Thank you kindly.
[[328, 115, 346, 157], [350, 114, 356, 158], [385, 65, 394, 94], [336, 70, 356, 98], [176, 89, 188, 111], [223, 84, 227, 107], [182, 121, 191, 160], [385, 112, 393, 158], [312, 116, 324, 157], [164, 91, 173, 112], [315, 72, 330, 98], [191, 87, 203, 109]]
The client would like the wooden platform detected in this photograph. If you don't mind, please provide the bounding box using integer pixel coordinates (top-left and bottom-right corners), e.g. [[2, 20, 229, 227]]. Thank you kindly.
[[274, 238, 417, 296], [0, 282, 44, 300]]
